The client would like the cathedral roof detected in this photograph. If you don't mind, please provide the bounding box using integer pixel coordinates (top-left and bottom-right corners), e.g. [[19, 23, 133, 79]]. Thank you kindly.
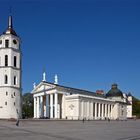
[[127, 92, 132, 96], [41, 81, 106, 98], [3, 16, 17, 36], [5, 27, 17, 36], [106, 83, 123, 98]]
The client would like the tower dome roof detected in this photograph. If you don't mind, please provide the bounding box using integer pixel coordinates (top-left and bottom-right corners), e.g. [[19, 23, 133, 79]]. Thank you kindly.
[[106, 83, 123, 97], [4, 16, 17, 36]]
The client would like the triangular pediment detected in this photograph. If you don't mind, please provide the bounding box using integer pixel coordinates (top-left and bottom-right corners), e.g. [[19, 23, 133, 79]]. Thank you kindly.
[[31, 82, 56, 93]]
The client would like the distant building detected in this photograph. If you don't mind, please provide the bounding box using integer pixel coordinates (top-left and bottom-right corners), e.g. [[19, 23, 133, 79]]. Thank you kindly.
[[32, 74, 132, 120], [126, 93, 133, 118], [96, 90, 104, 95], [0, 16, 22, 119]]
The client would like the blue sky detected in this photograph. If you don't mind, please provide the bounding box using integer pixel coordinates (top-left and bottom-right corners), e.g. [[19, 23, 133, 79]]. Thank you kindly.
[[0, 0, 140, 98]]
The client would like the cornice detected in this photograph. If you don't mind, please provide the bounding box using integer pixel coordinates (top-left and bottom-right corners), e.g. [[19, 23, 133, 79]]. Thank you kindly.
[[0, 66, 21, 70], [0, 47, 21, 53]]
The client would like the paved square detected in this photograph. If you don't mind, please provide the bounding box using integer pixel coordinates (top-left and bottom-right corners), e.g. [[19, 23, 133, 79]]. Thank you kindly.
[[0, 120, 140, 140]]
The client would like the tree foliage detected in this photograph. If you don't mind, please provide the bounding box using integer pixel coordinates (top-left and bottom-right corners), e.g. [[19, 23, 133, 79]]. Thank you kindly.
[[132, 96, 140, 117], [22, 93, 33, 118]]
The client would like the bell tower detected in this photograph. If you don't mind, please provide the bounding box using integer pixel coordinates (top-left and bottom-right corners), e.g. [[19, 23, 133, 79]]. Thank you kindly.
[[0, 15, 22, 119]]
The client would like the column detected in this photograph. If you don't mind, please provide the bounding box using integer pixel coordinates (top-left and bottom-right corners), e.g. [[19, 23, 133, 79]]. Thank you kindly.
[[36, 96, 40, 118], [54, 92, 58, 119], [46, 95, 49, 118], [43, 96, 46, 118], [87, 101, 90, 119], [106, 104, 108, 118], [95, 102, 97, 119], [50, 94, 53, 118], [109, 104, 111, 118], [40, 96, 43, 118], [81, 101, 84, 119], [107, 104, 110, 118], [90, 102, 93, 120], [110, 105, 113, 119], [34, 97, 37, 118], [84, 101, 86, 118], [105, 104, 107, 118], [103, 104, 105, 118], [101, 103, 104, 119], [98, 103, 101, 119]]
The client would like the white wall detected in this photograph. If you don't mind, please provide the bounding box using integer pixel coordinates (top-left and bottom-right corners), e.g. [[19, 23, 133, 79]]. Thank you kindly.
[[65, 94, 127, 120], [127, 105, 132, 118], [65, 97, 79, 120], [0, 87, 21, 119]]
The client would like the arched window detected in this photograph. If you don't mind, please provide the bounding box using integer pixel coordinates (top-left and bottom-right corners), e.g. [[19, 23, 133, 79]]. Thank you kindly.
[[14, 76, 17, 85], [5, 55, 8, 66], [5, 75, 8, 84], [14, 56, 17, 67]]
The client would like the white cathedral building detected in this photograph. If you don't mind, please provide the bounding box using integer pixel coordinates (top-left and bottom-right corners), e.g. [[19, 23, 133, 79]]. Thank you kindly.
[[0, 15, 132, 120], [32, 73, 132, 120], [0, 16, 22, 119]]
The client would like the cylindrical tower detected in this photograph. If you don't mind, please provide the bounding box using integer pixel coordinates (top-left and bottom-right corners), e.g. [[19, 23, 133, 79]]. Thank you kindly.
[[0, 16, 22, 119]]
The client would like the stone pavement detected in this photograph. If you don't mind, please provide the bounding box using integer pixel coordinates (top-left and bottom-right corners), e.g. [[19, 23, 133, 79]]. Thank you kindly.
[[0, 119, 140, 140]]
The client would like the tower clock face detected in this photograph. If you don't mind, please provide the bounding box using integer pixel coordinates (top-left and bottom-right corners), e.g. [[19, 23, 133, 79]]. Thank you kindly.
[[13, 39, 17, 44]]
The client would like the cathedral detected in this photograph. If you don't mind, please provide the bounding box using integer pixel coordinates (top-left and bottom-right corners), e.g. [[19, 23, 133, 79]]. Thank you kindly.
[[0, 15, 132, 120], [32, 73, 132, 120], [0, 16, 22, 119]]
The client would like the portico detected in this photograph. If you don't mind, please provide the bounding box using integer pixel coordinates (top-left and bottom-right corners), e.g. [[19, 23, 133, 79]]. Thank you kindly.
[[33, 92, 61, 119]]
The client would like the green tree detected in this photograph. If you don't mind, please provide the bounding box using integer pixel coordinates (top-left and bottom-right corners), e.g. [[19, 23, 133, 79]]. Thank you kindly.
[[132, 96, 140, 117], [22, 93, 33, 118]]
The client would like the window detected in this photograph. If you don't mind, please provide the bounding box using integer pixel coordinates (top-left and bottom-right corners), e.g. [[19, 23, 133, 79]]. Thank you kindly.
[[14, 76, 17, 85], [14, 92, 15, 96], [122, 110, 124, 116], [5, 55, 8, 66], [13, 39, 17, 44], [6, 92, 8, 96], [5, 40, 9, 48], [14, 56, 17, 67], [11, 94, 14, 98], [5, 102, 7, 105], [14, 102, 15, 106], [0, 40, 2, 44], [5, 75, 8, 84]]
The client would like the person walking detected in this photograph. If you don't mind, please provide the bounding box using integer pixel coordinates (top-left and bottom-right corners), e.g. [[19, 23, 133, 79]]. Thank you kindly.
[[16, 109, 19, 127], [16, 118, 19, 126], [82, 118, 85, 123]]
